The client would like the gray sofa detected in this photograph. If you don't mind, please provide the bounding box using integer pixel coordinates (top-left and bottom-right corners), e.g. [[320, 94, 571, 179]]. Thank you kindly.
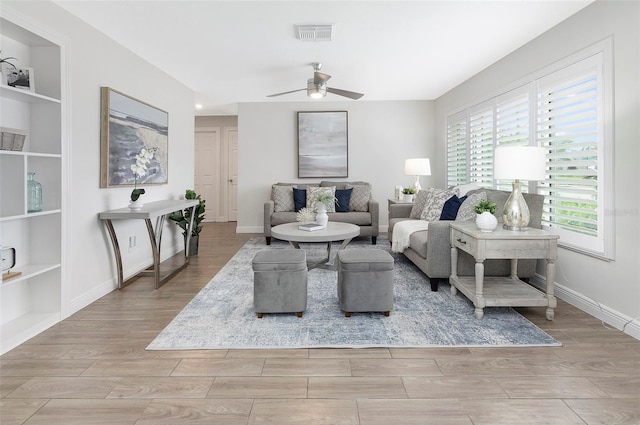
[[388, 188, 545, 292], [264, 181, 379, 245]]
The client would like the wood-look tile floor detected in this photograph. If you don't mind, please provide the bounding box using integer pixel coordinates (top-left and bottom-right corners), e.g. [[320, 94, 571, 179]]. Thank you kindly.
[[2, 222, 639, 424]]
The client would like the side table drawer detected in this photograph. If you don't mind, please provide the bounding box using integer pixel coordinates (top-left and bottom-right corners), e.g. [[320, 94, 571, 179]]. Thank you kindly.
[[451, 229, 476, 256]]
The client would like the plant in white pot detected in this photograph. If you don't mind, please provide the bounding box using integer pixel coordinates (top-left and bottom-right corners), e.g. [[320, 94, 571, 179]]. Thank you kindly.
[[474, 199, 498, 232], [402, 187, 416, 202], [312, 192, 337, 228]]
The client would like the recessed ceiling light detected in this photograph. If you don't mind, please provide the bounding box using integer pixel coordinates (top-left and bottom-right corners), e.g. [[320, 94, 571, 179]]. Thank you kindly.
[[195, 104, 203, 110]]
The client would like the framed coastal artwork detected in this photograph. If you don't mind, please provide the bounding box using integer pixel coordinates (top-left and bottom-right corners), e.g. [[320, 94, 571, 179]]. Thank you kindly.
[[1, 65, 34, 92], [100, 87, 169, 187], [297, 111, 348, 178]]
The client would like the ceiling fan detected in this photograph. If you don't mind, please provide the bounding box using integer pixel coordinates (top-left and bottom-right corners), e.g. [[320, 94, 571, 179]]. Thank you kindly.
[[267, 62, 364, 100]]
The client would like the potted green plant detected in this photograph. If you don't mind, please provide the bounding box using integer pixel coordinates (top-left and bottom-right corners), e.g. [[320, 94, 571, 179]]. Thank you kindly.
[[402, 186, 416, 202], [473, 199, 498, 232], [168, 189, 206, 256], [312, 192, 337, 228], [312, 192, 338, 211]]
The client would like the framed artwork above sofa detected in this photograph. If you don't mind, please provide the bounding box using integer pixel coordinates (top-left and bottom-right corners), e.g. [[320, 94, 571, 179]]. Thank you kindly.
[[297, 111, 348, 178]]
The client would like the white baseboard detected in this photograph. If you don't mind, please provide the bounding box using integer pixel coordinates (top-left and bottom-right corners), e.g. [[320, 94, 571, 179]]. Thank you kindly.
[[530, 275, 640, 341], [68, 244, 181, 318]]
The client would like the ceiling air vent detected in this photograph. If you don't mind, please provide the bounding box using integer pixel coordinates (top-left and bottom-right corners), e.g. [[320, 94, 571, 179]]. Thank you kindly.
[[295, 24, 333, 41]]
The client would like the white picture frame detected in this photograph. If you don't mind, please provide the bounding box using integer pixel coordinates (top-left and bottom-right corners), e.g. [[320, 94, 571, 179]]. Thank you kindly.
[[1, 64, 35, 92]]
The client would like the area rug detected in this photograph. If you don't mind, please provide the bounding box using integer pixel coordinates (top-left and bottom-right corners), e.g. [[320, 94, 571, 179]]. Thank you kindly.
[[147, 237, 560, 350]]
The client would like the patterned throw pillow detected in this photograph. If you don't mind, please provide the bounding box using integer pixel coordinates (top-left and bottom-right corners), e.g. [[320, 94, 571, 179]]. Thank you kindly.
[[272, 185, 296, 212], [306, 186, 336, 212], [410, 189, 430, 219], [456, 191, 487, 221], [345, 184, 371, 212], [420, 188, 455, 222]]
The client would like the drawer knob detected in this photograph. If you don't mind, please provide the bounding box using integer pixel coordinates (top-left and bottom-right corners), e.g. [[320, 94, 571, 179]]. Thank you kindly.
[[456, 238, 466, 245]]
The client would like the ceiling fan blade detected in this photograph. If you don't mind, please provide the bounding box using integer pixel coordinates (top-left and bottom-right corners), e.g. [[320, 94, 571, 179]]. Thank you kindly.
[[326, 87, 364, 100], [314, 71, 331, 86], [266, 88, 306, 97]]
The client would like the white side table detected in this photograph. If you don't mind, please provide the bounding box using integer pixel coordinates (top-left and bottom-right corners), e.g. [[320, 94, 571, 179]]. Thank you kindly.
[[449, 222, 559, 320]]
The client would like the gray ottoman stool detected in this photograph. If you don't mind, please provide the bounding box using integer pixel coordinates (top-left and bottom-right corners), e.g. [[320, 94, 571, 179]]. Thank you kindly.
[[336, 249, 394, 317], [252, 249, 307, 318]]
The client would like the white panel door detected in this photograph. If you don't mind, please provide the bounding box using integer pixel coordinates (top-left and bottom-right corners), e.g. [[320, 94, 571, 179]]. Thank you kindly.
[[194, 127, 220, 222], [226, 127, 238, 221]]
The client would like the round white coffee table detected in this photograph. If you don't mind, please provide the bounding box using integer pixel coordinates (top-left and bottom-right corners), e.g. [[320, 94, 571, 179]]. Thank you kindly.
[[271, 222, 360, 270]]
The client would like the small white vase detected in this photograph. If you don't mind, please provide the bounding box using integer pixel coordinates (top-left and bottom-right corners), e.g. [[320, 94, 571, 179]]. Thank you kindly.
[[128, 200, 144, 211], [315, 204, 329, 228], [403, 194, 414, 202], [476, 211, 498, 232]]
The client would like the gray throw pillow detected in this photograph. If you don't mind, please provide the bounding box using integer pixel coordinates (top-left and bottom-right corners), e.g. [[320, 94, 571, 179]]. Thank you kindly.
[[345, 184, 371, 212], [306, 186, 336, 212], [272, 185, 296, 212], [410, 189, 430, 219]]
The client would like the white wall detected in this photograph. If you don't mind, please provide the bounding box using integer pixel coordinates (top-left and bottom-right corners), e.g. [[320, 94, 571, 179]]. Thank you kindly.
[[236, 100, 434, 233], [5, 1, 195, 316], [434, 0, 640, 336]]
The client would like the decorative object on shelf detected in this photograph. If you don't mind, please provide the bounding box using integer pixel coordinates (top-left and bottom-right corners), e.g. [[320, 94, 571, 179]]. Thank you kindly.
[[168, 190, 206, 256], [1, 245, 21, 281], [404, 158, 431, 192], [0, 127, 27, 151], [100, 87, 168, 188], [401, 186, 416, 202], [494, 146, 547, 231], [296, 207, 315, 223], [1, 64, 34, 92], [128, 146, 158, 210], [474, 199, 498, 232], [298, 111, 348, 178], [27, 172, 42, 212]]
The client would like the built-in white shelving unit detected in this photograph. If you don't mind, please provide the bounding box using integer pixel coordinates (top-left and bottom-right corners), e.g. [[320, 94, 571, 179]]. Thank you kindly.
[[0, 11, 66, 354]]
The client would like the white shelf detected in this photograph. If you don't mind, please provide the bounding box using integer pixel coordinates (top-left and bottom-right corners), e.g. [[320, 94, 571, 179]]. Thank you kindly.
[[0, 84, 60, 104], [0, 209, 61, 223], [1, 263, 61, 286], [0, 150, 62, 158]]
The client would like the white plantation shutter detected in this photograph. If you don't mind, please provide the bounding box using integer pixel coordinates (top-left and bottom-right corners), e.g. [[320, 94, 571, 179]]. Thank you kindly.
[[445, 41, 612, 257], [447, 112, 468, 187], [468, 105, 494, 187], [496, 88, 531, 192], [536, 54, 605, 253]]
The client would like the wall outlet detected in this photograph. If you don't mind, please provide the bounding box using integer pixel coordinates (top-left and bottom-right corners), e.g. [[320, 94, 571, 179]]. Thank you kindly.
[[128, 236, 136, 253]]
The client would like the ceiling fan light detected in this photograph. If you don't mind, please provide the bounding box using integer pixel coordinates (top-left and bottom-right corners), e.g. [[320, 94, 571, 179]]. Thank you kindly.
[[307, 79, 326, 99]]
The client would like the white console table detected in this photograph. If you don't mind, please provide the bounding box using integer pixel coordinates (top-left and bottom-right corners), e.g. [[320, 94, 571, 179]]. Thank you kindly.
[[99, 200, 199, 289]]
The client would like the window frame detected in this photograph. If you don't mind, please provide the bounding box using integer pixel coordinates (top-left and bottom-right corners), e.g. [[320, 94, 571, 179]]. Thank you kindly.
[[445, 38, 614, 259]]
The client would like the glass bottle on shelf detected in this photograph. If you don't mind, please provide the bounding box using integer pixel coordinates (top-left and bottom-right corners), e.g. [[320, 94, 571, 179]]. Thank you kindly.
[[27, 172, 43, 212]]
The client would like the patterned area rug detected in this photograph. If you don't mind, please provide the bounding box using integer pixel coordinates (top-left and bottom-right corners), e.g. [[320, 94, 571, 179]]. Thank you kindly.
[[147, 237, 559, 349]]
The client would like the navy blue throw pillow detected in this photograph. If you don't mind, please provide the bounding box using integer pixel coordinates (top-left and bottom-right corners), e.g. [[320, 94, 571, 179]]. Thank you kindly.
[[293, 188, 307, 212], [335, 188, 353, 212], [440, 195, 467, 220]]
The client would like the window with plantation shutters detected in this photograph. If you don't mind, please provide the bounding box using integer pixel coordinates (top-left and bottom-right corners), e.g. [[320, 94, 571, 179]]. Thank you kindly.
[[445, 40, 612, 258], [496, 88, 530, 192], [536, 53, 607, 255], [446, 112, 468, 187], [469, 105, 494, 187]]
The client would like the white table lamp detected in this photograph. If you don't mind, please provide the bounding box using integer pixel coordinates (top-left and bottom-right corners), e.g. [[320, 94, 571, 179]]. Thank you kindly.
[[494, 146, 546, 231], [404, 158, 431, 192]]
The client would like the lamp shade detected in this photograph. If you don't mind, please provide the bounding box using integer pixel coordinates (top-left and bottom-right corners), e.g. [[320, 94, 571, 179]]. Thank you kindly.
[[404, 158, 431, 176], [494, 146, 546, 181]]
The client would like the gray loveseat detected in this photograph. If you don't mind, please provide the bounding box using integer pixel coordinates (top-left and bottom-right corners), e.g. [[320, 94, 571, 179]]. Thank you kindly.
[[388, 188, 545, 292], [264, 181, 379, 245]]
